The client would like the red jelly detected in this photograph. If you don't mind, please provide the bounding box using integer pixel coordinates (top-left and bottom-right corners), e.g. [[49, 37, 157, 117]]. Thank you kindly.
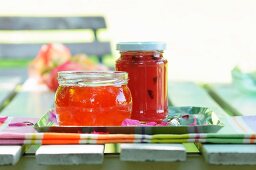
[[55, 71, 132, 126], [116, 42, 168, 122]]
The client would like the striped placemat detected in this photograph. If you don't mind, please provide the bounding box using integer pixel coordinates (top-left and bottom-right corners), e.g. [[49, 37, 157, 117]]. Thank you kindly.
[[0, 115, 255, 145]]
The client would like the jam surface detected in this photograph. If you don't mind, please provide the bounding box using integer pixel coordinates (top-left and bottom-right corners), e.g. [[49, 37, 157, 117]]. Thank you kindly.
[[116, 51, 168, 122], [55, 85, 132, 126]]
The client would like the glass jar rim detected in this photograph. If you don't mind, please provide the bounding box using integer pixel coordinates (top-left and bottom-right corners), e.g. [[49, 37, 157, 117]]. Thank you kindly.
[[58, 71, 128, 86]]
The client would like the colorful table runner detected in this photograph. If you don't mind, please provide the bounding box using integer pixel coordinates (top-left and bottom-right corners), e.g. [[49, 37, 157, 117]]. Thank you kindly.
[[0, 115, 256, 145]]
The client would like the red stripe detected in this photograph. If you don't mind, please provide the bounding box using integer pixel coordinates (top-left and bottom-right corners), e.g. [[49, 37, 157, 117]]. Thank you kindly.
[[250, 134, 256, 144]]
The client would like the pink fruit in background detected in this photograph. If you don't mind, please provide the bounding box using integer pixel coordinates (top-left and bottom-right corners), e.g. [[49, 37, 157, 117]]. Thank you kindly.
[[46, 61, 84, 91], [28, 43, 71, 78], [29, 43, 110, 91]]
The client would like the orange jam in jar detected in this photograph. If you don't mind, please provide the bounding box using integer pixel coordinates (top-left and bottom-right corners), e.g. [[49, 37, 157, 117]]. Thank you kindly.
[[55, 71, 132, 126]]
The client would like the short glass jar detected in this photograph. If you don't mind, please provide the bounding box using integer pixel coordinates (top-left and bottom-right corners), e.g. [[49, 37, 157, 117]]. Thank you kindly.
[[55, 71, 132, 126], [116, 42, 168, 123]]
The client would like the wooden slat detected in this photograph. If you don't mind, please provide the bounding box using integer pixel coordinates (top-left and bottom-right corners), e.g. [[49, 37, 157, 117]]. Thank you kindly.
[[169, 82, 231, 123], [0, 146, 22, 165], [0, 91, 54, 118], [202, 144, 256, 165], [0, 77, 21, 107], [0, 17, 106, 30], [120, 144, 186, 162], [36, 145, 104, 165], [207, 84, 256, 116], [168, 81, 256, 165], [0, 69, 27, 81], [0, 42, 111, 59], [0, 78, 54, 118], [168, 81, 234, 133]]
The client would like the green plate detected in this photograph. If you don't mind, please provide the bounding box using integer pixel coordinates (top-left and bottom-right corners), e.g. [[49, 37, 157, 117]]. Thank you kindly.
[[34, 106, 224, 134]]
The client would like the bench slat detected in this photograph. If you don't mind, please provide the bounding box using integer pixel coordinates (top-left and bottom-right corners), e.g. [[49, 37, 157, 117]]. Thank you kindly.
[[207, 84, 256, 116], [202, 144, 256, 165], [120, 144, 186, 162], [36, 145, 104, 165], [0, 42, 111, 59], [0, 91, 54, 118], [0, 77, 22, 107], [0, 146, 22, 165], [0, 17, 106, 30]]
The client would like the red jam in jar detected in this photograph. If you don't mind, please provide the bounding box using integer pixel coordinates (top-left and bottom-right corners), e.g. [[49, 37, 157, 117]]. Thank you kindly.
[[116, 42, 168, 123], [55, 71, 132, 126]]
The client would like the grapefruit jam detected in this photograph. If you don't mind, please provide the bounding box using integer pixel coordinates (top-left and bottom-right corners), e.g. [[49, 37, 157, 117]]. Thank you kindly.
[[116, 46, 168, 123], [55, 71, 132, 126]]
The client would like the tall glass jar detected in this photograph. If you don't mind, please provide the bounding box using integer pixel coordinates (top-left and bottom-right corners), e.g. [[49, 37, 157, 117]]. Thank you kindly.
[[116, 42, 168, 123], [55, 71, 132, 126]]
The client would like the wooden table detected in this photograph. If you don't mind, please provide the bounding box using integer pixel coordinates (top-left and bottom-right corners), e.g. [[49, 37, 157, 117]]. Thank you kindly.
[[0, 76, 256, 169]]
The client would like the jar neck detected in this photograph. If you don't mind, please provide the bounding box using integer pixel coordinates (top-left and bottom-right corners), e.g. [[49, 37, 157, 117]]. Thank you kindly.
[[120, 51, 163, 60], [58, 71, 128, 87]]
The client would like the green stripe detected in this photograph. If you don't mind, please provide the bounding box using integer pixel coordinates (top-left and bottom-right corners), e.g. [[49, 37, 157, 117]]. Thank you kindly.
[[0, 59, 31, 68], [151, 139, 188, 143], [152, 134, 190, 139]]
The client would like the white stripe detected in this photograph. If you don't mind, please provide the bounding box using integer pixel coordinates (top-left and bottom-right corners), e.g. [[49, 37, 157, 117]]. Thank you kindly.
[[79, 139, 97, 144], [25, 133, 44, 140], [80, 134, 99, 140], [24, 139, 42, 144]]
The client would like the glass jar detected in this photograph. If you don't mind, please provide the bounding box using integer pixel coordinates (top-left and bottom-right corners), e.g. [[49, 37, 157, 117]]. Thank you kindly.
[[55, 71, 132, 126], [116, 42, 168, 123]]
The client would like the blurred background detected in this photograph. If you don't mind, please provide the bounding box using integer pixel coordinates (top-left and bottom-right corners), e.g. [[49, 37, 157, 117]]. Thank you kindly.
[[0, 0, 256, 83]]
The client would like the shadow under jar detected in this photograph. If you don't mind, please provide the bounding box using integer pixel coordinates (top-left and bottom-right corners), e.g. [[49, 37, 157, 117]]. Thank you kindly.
[[55, 71, 132, 126], [116, 42, 168, 123]]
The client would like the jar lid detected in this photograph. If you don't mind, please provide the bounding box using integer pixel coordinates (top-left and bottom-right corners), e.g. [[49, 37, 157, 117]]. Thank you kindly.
[[116, 42, 166, 51]]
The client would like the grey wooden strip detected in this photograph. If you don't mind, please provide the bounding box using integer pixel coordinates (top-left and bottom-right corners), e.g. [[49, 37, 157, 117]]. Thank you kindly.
[[0, 17, 106, 30], [207, 84, 256, 116], [36, 145, 104, 165], [202, 144, 256, 165], [0, 69, 27, 81], [168, 81, 256, 165], [0, 146, 22, 165], [0, 91, 54, 118], [0, 42, 111, 59], [168, 82, 229, 123], [1, 77, 54, 118], [120, 144, 186, 162], [0, 77, 22, 107]]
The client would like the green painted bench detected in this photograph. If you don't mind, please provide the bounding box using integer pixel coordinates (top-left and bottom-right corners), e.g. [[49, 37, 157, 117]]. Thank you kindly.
[[0, 16, 112, 79], [0, 16, 111, 62]]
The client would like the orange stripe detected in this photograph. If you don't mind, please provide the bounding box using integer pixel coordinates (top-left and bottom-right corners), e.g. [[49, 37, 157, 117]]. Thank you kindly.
[[250, 134, 256, 144], [43, 133, 80, 141], [42, 139, 80, 145], [232, 117, 248, 133]]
